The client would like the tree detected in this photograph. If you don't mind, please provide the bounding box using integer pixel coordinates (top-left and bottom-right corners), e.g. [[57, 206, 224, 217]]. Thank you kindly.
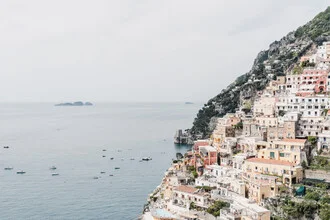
[[192, 170, 198, 179], [189, 202, 196, 210], [308, 136, 317, 146], [206, 200, 230, 217], [301, 160, 307, 169]]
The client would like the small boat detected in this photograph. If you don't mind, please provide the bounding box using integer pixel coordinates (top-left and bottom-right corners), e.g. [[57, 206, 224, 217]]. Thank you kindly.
[[100, 171, 106, 174], [142, 157, 152, 161], [102, 149, 107, 151], [121, 158, 124, 161], [52, 173, 59, 176], [110, 157, 114, 160], [115, 167, 120, 170], [50, 166, 57, 170], [93, 176, 99, 179], [109, 174, 114, 176], [3, 146, 9, 149], [130, 158, 135, 160], [102, 155, 106, 158], [17, 170, 26, 174], [4, 167, 13, 170]]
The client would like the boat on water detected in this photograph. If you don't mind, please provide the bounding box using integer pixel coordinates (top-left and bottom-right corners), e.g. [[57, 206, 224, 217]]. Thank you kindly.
[[52, 173, 59, 176], [102, 155, 106, 157], [142, 157, 152, 161], [102, 149, 107, 151], [93, 176, 99, 179], [110, 157, 114, 160], [3, 146, 9, 149], [115, 167, 120, 170], [100, 171, 106, 174], [109, 174, 114, 176], [50, 166, 57, 170], [4, 167, 13, 170], [17, 170, 26, 174], [130, 158, 135, 160]]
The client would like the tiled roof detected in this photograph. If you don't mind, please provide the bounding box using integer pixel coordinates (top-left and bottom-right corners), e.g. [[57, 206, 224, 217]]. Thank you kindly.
[[281, 138, 306, 143], [175, 185, 198, 194], [246, 158, 295, 167]]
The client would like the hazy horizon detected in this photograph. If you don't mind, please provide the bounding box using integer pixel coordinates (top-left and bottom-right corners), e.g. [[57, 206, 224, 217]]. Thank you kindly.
[[0, 1, 329, 102]]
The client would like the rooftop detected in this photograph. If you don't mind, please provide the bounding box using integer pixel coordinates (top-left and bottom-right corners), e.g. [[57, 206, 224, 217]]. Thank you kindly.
[[280, 138, 307, 143], [199, 146, 217, 153], [174, 185, 198, 194], [246, 158, 295, 167]]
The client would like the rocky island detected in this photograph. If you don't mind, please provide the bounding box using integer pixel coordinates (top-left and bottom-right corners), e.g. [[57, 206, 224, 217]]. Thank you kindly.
[[55, 101, 93, 106], [142, 7, 330, 220]]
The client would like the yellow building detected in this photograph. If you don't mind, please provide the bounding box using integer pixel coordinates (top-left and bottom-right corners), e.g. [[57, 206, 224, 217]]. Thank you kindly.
[[258, 139, 307, 165], [242, 172, 280, 204], [244, 158, 303, 186]]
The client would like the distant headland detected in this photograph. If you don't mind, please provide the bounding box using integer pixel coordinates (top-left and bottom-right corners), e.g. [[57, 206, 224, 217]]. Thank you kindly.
[[55, 101, 93, 106]]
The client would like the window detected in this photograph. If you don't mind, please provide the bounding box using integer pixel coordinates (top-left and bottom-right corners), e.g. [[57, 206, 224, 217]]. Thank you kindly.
[[270, 152, 275, 158], [280, 153, 285, 157]]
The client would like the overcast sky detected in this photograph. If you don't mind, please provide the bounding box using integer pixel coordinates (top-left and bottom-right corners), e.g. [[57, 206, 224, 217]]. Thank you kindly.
[[0, 0, 329, 103]]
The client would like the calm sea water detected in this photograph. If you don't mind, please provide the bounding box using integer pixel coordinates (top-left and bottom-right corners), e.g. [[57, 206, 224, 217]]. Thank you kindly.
[[0, 103, 201, 220]]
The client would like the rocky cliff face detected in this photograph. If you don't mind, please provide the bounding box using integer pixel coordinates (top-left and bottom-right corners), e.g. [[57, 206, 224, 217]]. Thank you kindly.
[[190, 7, 330, 138]]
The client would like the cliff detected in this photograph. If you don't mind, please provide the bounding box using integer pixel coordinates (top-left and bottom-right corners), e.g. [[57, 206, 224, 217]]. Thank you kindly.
[[190, 7, 330, 138]]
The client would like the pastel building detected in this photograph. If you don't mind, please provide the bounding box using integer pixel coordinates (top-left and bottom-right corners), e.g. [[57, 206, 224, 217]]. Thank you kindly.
[[242, 172, 280, 204], [253, 94, 276, 117], [317, 117, 330, 152], [257, 139, 308, 165], [220, 195, 271, 220], [244, 158, 303, 186], [212, 114, 240, 146], [171, 185, 210, 209]]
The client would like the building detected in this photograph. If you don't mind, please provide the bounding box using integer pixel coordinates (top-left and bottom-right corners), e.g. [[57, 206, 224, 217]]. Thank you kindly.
[[219, 195, 271, 220], [258, 139, 308, 165], [243, 172, 280, 204], [171, 185, 210, 209], [244, 158, 303, 186]]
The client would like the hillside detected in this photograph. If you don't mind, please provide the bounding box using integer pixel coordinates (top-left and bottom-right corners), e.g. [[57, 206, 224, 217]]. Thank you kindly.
[[190, 7, 330, 138]]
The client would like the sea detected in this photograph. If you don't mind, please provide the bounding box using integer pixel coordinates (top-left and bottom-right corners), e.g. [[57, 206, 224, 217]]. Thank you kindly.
[[0, 102, 201, 220]]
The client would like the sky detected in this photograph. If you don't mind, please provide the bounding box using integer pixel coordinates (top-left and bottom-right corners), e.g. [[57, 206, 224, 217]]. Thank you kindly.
[[0, 0, 329, 103]]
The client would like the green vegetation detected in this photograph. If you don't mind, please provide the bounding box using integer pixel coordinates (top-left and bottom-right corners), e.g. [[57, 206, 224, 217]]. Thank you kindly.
[[304, 190, 321, 201], [192, 170, 198, 179], [233, 121, 243, 130], [292, 65, 303, 74], [196, 186, 216, 192], [301, 60, 316, 67], [206, 200, 230, 217], [282, 200, 318, 219], [187, 166, 195, 172], [320, 204, 330, 220], [301, 160, 307, 169], [294, 7, 330, 40], [308, 136, 317, 146], [310, 156, 330, 171], [189, 202, 196, 210], [301, 179, 330, 190]]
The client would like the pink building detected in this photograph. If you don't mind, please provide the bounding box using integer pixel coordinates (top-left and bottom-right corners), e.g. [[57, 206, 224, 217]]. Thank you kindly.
[[193, 140, 209, 152], [287, 68, 329, 96], [199, 146, 217, 166]]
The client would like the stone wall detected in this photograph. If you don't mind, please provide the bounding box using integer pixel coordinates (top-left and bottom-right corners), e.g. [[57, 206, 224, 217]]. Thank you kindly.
[[305, 169, 330, 182]]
